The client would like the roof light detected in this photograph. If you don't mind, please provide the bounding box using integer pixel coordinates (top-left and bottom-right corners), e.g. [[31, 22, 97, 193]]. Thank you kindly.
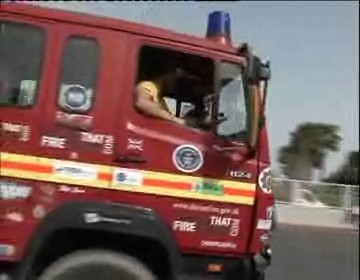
[[206, 11, 232, 46]]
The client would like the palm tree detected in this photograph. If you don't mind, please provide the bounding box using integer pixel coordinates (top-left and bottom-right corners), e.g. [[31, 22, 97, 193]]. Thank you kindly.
[[278, 122, 342, 202], [278, 122, 342, 180]]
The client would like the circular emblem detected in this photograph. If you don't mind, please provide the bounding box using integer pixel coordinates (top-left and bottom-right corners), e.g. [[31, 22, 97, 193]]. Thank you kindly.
[[64, 85, 87, 109], [172, 145, 204, 173], [258, 167, 272, 194], [59, 84, 90, 112]]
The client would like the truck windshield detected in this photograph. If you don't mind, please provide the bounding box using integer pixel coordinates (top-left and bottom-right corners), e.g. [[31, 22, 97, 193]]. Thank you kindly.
[[216, 62, 248, 139]]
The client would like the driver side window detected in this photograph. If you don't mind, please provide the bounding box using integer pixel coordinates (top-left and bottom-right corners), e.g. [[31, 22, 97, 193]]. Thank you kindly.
[[134, 45, 215, 130]]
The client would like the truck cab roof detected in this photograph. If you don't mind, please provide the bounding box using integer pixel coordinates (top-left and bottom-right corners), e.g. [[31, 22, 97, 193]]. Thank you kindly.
[[1, 3, 239, 55]]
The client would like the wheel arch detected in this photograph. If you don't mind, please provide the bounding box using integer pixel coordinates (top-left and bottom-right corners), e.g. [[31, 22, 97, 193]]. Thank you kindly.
[[15, 200, 180, 280]]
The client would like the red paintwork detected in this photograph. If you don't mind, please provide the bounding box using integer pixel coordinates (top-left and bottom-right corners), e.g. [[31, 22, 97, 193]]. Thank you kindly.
[[0, 3, 274, 263]]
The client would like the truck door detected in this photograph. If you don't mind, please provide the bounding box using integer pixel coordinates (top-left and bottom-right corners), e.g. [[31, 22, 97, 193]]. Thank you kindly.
[[38, 23, 128, 166], [112, 42, 257, 255]]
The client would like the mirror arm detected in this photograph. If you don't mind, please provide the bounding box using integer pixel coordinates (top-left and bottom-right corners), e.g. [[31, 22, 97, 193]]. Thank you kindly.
[[248, 85, 261, 150], [263, 80, 268, 108], [239, 49, 266, 155]]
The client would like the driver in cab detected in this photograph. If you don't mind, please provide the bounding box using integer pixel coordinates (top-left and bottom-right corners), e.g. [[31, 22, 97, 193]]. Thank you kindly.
[[134, 63, 224, 129], [134, 64, 185, 125]]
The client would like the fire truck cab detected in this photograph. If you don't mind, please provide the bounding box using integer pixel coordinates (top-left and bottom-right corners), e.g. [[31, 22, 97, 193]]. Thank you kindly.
[[0, 3, 274, 280]]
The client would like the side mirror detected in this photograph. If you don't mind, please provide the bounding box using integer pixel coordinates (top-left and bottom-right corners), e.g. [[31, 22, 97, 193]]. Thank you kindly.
[[244, 53, 260, 85], [259, 60, 271, 81], [244, 53, 261, 154], [245, 55, 271, 83], [237, 45, 270, 154]]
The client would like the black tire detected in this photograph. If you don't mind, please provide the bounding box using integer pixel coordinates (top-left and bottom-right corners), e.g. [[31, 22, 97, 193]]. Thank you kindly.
[[38, 250, 155, 280], [222, 259, 265, 280], [255, 272, 265, 280]]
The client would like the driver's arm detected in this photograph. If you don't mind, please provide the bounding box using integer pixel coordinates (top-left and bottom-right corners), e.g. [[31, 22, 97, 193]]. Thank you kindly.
[[134, 85, 185, 125]]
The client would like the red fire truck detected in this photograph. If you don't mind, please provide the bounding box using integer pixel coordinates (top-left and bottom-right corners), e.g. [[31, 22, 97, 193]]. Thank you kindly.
[[0, 3, 274, 280]]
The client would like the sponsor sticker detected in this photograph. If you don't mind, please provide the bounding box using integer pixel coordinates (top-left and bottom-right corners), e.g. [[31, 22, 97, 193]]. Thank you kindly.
[[260, 233, 270, 242], [0, 244, 15, 257], [208, 216, 240, 237], [209, 216, 241, 237], [173, 220, 197, 232], [172, 144, 204, 173], [39, 184, 56, 196], [0, 181, 32, 200], [266, 206, 274, 220], [256, 219, 272, 230], [229, 170, 252, 179], [171, 215, 240, 237], [83, 212, 131, 225], [192, 181, 224, 196], [79, 132, 114, 155], [53, 162, 97, 180], [127, 138, 144, 151], [209, 216, 233, 227], [4, 209, 24, 223], [59, 185, 85, 193], [0, 122, 30, 142], [40, 136, 67, 149], [200, 240, 237, 249], [172, 203, 239, 215], [112, 168, 143, 187], [55, 111, 93, 130]]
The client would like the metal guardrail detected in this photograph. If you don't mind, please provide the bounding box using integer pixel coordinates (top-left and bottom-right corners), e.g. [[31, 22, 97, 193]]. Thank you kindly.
[[272, 178, 359, 228], [272, 177, 359, 208]]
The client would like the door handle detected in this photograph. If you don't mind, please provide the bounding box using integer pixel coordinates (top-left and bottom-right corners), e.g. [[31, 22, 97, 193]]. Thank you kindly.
[[113, 155, 146, 164]]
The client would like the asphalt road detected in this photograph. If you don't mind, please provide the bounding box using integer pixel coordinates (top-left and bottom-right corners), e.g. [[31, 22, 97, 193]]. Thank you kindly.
[[185, 226, 359, 280], [1, 226, 358, 280], [266, 226, 359, 280]]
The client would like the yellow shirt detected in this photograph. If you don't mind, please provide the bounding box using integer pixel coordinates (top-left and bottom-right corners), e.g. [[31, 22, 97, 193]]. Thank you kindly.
[[136, 81, 171, 113], [136, 81, 160, 102]]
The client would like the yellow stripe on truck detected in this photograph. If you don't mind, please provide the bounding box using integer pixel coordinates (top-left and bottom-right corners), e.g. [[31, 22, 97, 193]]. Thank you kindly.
[[0, 152, 256, 205]]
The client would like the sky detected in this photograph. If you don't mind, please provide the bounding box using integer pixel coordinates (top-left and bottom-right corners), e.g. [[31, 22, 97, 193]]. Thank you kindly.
[[29, 1, 359, 177]]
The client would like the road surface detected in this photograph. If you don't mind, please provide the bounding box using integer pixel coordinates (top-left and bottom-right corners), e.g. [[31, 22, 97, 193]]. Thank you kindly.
[[266, 225, 359, 280], [1, 226, 358, 280]]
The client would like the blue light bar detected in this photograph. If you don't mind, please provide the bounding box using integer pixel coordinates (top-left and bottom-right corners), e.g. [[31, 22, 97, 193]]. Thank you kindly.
[[206, 11, 231, 45]]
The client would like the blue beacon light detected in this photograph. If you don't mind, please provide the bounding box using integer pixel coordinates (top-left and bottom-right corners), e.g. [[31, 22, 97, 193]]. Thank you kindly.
[[206, 11, 232, 46]]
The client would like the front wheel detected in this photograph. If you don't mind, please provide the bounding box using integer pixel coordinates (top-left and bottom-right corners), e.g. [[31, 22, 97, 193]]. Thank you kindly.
[[38, 250, 155, 280]]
